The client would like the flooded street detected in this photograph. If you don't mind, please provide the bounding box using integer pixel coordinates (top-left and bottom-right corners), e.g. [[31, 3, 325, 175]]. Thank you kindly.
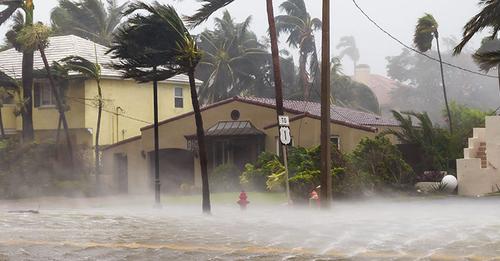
[[2, 197, 500, 260]]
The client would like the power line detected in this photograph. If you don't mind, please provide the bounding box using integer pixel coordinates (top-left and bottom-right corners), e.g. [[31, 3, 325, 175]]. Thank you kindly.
[[65, 96, 152, 125], [351, 0, 499, 79]]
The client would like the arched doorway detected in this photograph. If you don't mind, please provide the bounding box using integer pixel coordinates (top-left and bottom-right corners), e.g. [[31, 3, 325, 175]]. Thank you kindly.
[[149, 149, 194, 193]]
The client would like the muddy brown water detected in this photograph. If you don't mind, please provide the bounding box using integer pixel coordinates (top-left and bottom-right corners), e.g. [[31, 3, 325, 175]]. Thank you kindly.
[[1, 196, 500, 260]]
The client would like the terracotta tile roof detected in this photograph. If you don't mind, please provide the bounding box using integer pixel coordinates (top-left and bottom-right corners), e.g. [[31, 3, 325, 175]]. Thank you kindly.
[[238, 96, 400, 128], [352, 74, 400, 106], [186, 121, 265, 138], [0, 35, 200, 84]]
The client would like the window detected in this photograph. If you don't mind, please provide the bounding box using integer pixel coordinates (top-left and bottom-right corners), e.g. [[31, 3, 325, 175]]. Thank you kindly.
[[34, 81, 56, 107], [330, 135, 340, 150], [174, 87, 183, 108], [213, 141, 231, 166], [0, 91, 14, 105]]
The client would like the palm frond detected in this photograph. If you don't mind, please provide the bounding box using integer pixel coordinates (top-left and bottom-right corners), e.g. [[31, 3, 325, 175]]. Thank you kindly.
[[185, 0, 235, 28], [414, 13, 438, 52], [0, 0, 21, 25], [454, 0, 500, 55]]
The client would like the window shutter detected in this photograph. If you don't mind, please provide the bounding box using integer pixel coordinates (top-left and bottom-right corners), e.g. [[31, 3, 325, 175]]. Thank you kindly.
[[33, 83, 40, 108]]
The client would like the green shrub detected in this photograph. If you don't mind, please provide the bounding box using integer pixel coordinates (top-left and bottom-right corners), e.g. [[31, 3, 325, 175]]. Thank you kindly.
[[0, 138, 92, 199], [209, 164, 241, 192], [349, 136, 414, 190], [240, 152, 281, 191]]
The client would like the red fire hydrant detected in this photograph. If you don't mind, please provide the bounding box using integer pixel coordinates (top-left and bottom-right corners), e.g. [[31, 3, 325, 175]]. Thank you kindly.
[[237, 190, 250, 210], [309, 189, 320, 208]]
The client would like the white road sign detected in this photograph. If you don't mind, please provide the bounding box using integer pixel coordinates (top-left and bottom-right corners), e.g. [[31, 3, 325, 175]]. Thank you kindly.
[[278, 116, 290, 126], [279, 126, 291, 145]]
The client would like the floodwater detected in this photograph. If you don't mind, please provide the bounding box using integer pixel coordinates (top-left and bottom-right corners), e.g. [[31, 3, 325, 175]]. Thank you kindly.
[[2, 196, 500, 260]]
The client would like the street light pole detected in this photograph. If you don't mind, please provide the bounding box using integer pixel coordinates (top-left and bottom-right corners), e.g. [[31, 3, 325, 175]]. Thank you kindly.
[[320, 0, 332, 209]]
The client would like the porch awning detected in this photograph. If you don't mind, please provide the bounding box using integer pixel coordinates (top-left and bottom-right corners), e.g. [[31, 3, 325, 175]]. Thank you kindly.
[[185, 121, 265, 139]]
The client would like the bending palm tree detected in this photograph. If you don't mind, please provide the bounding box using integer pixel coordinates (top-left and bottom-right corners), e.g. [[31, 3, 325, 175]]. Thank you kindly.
[[187, 0, 285, 117], [275, 0, 321, 100], [17, 23, 73, 161], [197, 11, 267, 103], [454, 0, 500, 106], [60, 55, 102, 183], [109, 2, 210, 213], [336, 36, 360, 73], [414, 14, 452, 133], [473, 39, 500, 103], [50, 0, 128, 46], [0, 0, 35, 141]]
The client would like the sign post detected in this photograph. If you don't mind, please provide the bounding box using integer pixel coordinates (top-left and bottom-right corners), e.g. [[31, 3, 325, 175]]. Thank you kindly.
[[278, 116, 292, 204]]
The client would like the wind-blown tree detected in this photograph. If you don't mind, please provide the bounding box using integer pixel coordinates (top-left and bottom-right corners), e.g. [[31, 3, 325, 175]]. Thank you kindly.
[[109, 2, 211, 213], [337, 36, 360, 72], [0, 0, 35, 141], [453, 0, 500, 55], [453, 0, 500, 106], [60, 55, 102, 183], [275, 0, 321, 100], [414, 14, 452, 134], [473, 39, 500, 101], [187, 0, 287, 122], [16, 23, 73, 161], [50, 0, 128, 46], [196, 11, 267, 103]]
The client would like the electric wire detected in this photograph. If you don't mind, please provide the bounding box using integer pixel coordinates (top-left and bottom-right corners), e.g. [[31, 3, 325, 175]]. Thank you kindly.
[[351, 0, 499, 79]]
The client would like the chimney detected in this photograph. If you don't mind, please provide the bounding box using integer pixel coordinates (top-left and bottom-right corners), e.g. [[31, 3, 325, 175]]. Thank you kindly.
[[354, 64, 371, 84]]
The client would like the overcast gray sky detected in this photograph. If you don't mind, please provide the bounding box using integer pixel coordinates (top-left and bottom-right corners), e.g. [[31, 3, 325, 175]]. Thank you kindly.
[[0, 0, 486, 76]]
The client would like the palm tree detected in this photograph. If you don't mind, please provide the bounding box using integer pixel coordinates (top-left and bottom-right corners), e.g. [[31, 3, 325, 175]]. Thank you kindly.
[[275, 0, 321, 100], [109, 2, 210, 213], [414, 14, 452, 134], [473, 39, 500, 102], [336, 36, 359, 72], [50, 0, 129, 46], [0, 0, 35, 141], [60, 55, 102, 183], [16, 22, 73, 161], [453, 0, 500, 55], [196, 11, 267, 103], [187, 0, 286, 118]]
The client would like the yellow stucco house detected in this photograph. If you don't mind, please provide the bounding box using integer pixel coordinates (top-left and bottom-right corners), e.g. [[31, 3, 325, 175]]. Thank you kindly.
[[102, 96, 402, 194], [0, 35, 196, 147]]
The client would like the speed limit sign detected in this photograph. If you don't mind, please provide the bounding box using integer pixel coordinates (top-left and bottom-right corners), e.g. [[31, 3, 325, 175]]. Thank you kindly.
[[279, 126, 291, 145]]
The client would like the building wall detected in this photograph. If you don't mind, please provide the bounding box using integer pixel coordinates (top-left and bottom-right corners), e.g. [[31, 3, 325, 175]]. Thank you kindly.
[[84, 78, 193, 146], [101, 137, 150, 194], [0, 104, 16, 131], [264, 117, 377, 154]]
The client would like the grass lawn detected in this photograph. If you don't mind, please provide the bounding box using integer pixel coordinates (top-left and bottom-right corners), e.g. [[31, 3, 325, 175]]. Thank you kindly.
[[163, 192, 287, 206]]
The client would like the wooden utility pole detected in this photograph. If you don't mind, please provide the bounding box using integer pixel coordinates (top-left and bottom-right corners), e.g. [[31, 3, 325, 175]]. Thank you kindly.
[[320, 0, 332, 208]]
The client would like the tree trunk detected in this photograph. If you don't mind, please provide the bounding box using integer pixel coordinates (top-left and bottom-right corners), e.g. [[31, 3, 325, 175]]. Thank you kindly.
[[0, 105, 5, 139], [435, 34, 453, 134], [497, 64, 500, 114], [153, 68, 161, 206], [21, 51, 35, 142], [266, 0, 286, 161], [299, 51, 310, 100], [95, 81, 103, 189], [320, 0, 332, 209], [21, 1, 35, 142], [188, 70, 211, 214], [266, 0, 284, 117], [56, 114, 62, 145], [40, 48, 74, 167]]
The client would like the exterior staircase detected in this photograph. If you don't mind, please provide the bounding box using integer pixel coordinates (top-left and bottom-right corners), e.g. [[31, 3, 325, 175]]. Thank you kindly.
[[457, 116, 500, 196]]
